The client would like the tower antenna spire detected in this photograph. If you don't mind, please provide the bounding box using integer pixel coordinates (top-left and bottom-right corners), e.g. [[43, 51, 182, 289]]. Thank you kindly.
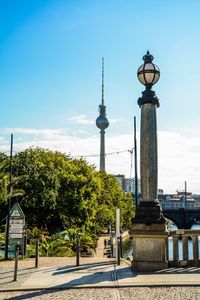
[[101, 57, 104, 105], [96, 57, 109, 171]]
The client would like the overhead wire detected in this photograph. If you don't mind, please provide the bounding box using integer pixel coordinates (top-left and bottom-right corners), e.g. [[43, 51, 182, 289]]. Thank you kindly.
[[72, 149, 133, 158]]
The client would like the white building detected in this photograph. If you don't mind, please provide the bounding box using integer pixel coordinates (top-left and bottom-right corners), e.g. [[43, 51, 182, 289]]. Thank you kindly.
[[115, 174, 125, 191], [195, 200, 200, 209], [125, 178, 141, 194], [159, 195, 195, 210]]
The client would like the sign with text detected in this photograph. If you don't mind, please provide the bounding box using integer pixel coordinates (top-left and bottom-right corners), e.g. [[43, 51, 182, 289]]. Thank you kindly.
[[9, 203, 25, 241]]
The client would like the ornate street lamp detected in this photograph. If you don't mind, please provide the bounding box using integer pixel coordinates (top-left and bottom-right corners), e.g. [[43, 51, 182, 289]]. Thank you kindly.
[[134, 50, 165, 216], [137, 51, 160, 86], [137, 51, 160, 108], [130, 51, 167, 272]]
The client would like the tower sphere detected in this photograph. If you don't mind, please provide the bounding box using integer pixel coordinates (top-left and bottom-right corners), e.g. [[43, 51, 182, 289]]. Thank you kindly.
[[96, 115, 109, 129]]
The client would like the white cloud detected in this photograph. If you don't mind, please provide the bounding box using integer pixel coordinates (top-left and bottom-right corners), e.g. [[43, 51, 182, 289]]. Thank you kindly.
[[1, 128, 200, 194], [158, 131, 200, 194], [69, 115, 122, 125], [3, 128, 65, 139], [69, 115, 94, 125], [109, 118, 123, 124]]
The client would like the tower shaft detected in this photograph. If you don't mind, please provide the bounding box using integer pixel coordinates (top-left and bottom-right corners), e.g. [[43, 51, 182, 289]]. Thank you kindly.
[[100, 129, 105, 171]]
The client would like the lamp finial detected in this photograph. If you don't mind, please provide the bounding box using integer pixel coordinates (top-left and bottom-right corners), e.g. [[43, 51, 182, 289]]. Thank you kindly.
[[143, 51, 154, 63]]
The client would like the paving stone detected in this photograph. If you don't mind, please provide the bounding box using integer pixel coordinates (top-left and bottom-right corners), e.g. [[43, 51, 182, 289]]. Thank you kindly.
[[1, 288, 200, 300]]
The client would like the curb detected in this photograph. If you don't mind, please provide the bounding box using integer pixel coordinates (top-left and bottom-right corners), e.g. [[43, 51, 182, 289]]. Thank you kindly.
[[2, 283, 200, 292]]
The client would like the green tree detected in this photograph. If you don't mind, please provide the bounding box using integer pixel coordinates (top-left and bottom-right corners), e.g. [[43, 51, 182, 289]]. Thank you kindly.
[[13, 148, 99, 232], [0, 153, 10, 204], [13, 148, 62, 230], [6, 147, 135, 235], [57, 158, 98, 229], [94, 172, 135, 231], [0, 153, 24, 228]]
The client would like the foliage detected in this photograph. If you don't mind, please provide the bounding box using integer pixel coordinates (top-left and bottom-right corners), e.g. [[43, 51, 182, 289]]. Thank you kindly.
[[0, 232, 5, 246], [122, 238, 133, 258], [10, 148, 99, 232], [26, 226, 97, 257], [25, 227, 48, 241], [0, 147, 135, 236], [0, 153, 10, 203], [0, 153, 24, 225], [94, 172, 135, 231], [25, 227, 71, 257], [0, 154, 10, 222], [57, 228, 97, 253], [38, 236, 74, 257]]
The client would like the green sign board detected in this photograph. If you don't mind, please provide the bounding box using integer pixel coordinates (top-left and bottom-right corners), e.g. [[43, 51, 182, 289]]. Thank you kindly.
[[9, 203, 25, 248], [10, 203, 25, 219]]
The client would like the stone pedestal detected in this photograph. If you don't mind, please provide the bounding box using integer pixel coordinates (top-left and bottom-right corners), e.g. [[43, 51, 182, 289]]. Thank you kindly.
[[130, 223, 168, 271]]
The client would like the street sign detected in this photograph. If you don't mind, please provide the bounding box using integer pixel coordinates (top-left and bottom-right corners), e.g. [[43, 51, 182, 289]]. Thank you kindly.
[[10, 203, 25, 219], [8, 203, 25, 252], [9, 234, 23, 239]]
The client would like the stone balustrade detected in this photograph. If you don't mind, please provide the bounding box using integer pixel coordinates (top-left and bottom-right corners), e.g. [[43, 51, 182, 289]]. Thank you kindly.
[[168, 230, 200, 267]]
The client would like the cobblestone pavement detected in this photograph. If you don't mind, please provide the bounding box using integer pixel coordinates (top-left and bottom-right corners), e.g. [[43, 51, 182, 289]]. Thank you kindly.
[[0, 267, 35, 290], [1, 287, 200, 300]]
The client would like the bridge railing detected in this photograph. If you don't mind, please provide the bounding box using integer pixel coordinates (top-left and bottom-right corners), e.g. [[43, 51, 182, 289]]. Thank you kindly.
[[168, 230, 200, 267]]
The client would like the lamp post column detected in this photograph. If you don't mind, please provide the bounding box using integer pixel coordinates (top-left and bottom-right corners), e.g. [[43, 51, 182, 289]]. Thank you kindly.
[[140, 102, 157, 202]]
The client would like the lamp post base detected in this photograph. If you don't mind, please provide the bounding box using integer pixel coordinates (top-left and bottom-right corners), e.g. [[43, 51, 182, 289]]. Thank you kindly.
[[132, 259, 168, 272], [129, 223, 168, 272], [133, 200, 166, 226]]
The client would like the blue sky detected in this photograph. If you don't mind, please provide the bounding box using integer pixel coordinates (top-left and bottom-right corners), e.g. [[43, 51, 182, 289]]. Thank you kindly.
[[1, 0, 200, 193]]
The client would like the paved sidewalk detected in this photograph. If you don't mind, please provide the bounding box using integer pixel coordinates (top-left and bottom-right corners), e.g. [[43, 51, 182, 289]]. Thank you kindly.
[[2, 261, 200, 291], [117, 263, 200, 286]]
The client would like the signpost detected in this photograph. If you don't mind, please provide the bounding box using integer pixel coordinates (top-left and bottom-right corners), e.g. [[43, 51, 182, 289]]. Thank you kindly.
[[5, 133, 13, 260], [116, 208, 120, 265], [8, 203, 25, 256]]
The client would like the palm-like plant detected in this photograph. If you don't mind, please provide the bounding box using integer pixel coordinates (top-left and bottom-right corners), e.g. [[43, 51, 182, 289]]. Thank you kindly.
[[57, 228, 78, 252], [25, 227, 97, 257], [25, 227, 48, 241], [0, 154, 24, 203], [0, 157, 10, 203], [57, 228, 97, 254], [0, 232, 5, 247], [25, 227, 49, 258], [39, 236, 73, 257]]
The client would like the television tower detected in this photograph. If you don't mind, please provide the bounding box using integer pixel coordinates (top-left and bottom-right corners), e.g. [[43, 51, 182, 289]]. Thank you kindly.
[[96, 57, 109, 171]]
